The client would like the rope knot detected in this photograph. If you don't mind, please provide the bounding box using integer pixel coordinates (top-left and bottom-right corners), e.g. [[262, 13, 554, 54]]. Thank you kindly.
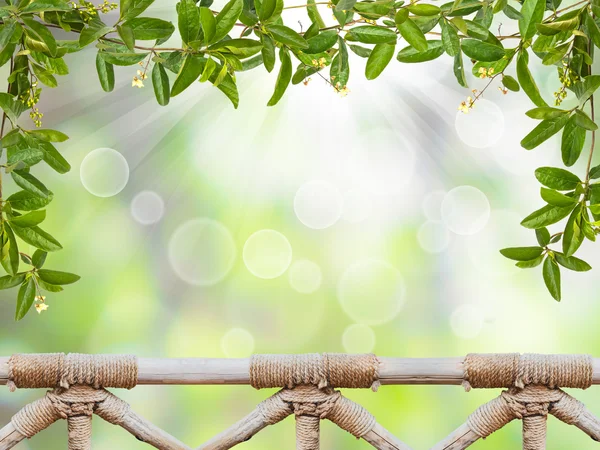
[[280, 385, 341, 419]]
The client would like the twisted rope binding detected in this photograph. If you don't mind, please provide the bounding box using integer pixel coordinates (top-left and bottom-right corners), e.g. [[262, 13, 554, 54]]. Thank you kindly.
[[7, 353, 138, 391], [249, 353, 380, 391], [462, 353, 593, 391]]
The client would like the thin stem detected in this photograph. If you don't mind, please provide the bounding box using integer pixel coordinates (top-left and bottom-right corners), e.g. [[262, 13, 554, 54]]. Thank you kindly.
[[0, 56, 13, 215], [585, 19, 596, 187]]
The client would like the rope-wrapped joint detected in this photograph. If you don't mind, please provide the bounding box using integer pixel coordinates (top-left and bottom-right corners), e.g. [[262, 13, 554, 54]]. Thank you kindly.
[[7, 353, 138, 391], [249, 353, 380, 391], [462, 353, 593, 391]]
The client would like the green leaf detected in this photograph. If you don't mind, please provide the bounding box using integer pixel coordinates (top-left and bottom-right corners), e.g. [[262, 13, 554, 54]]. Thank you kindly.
[[152, 63, 170, 106], [121, 0, 154, 21], [258, 0, 277, 20], [117, 24, 135, 51], [307, 0, 326, 27], [38, 141, 70, 174], [79, 24, 112, 48], [1, 225, 18, 276], [517, 49, 547, 107], [177, 0, 201, 44], [214, 0, 243, 42], [526, 107, 568, 119], [95, 52, 115, 92], [398, 19, 428, 52], [397, 40, 444, 63], [0, 93, 26, 124], [305, 30, 338, 54], [519, 0, 545, 40], [499, 246, 544, 261], [535, 227, 551, 246], [0, 273, 26, 290], [7, 190, 53, 211], [572, 75, 600, 105], [585, 11, 600, 49], [15, 277, 36, 320], [261, 34, 276, 72], [535, 167, 581, 190], [10, 223, 62, 252], [536, 16, 579, 35], [520, 114, 569, 150], [453, 52, 467, 87], [37, 269, 80, 285], [330, 38, 349, 88], [365, 42, 395, 80], [28, 129, 69, 143], [32, 249, 47, 268], [347, 25, 397, 44], [561, 115, 586, 166], [502, 75, 520, 92], [11, 170, 49, 199], [349, 44, 372, 58], [461, 39, 505, 62], [171, 54, 204, 96], [267, 24, 308, 48], [21, 0, 73, 12], [124, 17, 175, 41], [200, 6, 217, 43], [563, 207, 584, 257], [408, 4, 441, 15], [516, 254, 544, 268], [31, 63, 57, 88], [267, 47, 292, 106], [395, 8, 409, 26], [99, 51, 148, 66], [210, 38, 263, 57], [574, 109, 598, 131], [441, 20, 460, 56], [9, 210, 46, 228], [521, 203, 576, 229], [543, 256, 561, 301], [555, 252, 591, 271], [22, 17, 57, 56], [540, 187, 578, 207], [589, 165, 600, 179], [199, 57, 216, 82], [7, 147, 44, 167]]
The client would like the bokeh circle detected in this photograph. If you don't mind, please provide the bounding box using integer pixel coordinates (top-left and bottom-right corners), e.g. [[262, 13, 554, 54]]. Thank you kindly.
[[131, 191, 165, 225], [441, 186, 490, 236], [288, 259, 322, 294], [80, 148, 129, 197], [294, 180, 343, 229], [168, 218, 236, 286], [342, 324, 376, 353], [243, 230, 293, 279], [221, 328, 255, 357], [337, 259, 405, 325]]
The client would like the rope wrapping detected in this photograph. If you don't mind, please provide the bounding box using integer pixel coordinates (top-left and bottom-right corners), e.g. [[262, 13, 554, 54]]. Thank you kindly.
[[7, 353, 138, 391], [250, 353, 380, 391], [462, 353, 593, 391]]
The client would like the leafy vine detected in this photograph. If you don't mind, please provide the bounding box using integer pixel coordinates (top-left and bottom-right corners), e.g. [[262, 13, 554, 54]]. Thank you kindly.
[[0, 0, 597, 319]]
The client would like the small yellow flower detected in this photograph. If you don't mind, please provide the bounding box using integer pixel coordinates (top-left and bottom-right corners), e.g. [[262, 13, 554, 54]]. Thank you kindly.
[[318, 57, 327, 68], [36, 295, 46, 302], [132, 76, 144, 88], [303, 77, 312, 86], [458, 101, 469, 113], [137, 70, 148, 80], [35, 302, 49, 314], [498, 86, 508, 95]]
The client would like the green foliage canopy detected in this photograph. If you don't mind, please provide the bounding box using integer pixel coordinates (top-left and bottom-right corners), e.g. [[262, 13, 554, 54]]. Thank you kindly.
[[0, 0, 598, 317]]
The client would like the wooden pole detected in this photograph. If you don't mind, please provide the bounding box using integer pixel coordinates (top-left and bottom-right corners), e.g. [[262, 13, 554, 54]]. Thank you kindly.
[[1, 356, 599, 386]]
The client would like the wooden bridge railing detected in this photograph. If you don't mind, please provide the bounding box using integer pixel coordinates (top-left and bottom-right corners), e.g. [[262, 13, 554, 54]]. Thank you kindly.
[[1, 353, 600, 450]]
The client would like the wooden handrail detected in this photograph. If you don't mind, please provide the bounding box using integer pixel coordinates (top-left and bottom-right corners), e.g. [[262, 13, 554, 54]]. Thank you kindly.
[[2, 356, 600, 386]]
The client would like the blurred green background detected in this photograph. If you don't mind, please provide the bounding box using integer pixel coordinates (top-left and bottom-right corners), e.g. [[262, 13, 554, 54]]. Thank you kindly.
[[2, 0, 600, 448]]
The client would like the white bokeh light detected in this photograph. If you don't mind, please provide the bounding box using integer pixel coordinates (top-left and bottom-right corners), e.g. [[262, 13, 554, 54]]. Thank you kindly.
[[243, 230, 293, 279], [294, 180, 343, 229], [422, 190, 446, 221], [338, 259, 405, 325], [288, 259, 322, 294], [455, 99, 505, 148], [441, 186, 491, 236], [80, 148, 129, 197], [417, 221, 450, 254], [342, 324, 376, 353], [450, 304, 485, 339], [168, 218, 236, 286], [221, 328, 255, 358], [342, 188, 372, 223], [130, 191, 165, 225]]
